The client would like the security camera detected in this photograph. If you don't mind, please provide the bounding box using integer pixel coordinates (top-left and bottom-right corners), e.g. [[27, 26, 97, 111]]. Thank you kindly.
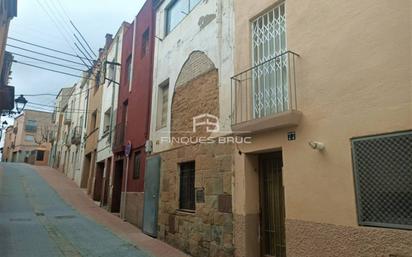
[[308, 141, 325, 150]]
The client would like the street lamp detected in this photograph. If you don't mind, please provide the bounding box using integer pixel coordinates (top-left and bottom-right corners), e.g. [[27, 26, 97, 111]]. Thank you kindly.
[[15, 95, 27, 114]]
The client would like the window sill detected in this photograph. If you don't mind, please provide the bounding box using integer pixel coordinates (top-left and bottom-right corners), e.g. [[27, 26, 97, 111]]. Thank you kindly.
[[176, 209, 196, 215]]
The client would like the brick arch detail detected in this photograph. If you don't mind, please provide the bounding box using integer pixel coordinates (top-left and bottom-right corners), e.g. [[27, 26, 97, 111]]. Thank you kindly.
[[175, 51, 216, 88], [171, 52, 219, 142]]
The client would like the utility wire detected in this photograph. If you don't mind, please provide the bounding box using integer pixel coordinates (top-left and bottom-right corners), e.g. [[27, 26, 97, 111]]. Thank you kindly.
[[8, 37, 94, 62], [56, 0, 72, 23], [73, 33, 94, 61], [51, 0, 96, 60], [70, 20, 97, 58], [44, 0, 95, 66], [26, 104, 96, 114], [10, 52, 85, 72], [27, 101, 92, 112], [35, 0, 91, 68], [35, 0, 75, 51], [44, 0, 76, 44], [75, 43, 94, 67], [7, 44, 88, 66], [13, 59, 87, 79]]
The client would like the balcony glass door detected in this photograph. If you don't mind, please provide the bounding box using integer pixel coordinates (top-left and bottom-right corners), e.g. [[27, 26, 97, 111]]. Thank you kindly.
[[252, 2, 287, 119]]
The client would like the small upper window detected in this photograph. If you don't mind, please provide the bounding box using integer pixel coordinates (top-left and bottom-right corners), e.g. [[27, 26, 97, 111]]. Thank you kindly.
[[166, 0, 201, 35], [91, 110, 97, 130], [25, 135, 35, 142], [25, 120, 37, 132], [156, 80, 169, 129], [125, 55, 132, 84], [108, 59, 116, 82], [141, 28, 150, 58]]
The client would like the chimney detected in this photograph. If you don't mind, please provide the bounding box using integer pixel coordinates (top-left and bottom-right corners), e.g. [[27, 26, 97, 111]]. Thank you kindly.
[[105, 34, 113, 49]]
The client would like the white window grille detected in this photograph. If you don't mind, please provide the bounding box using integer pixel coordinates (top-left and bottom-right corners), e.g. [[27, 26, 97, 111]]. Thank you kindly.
[[252, 2, 288, 118]]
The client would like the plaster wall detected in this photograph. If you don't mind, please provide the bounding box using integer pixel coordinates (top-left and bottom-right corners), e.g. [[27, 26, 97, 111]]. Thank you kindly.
[[232, 0, 412, 256], [233, 0, 412, 226], [65, 80, 89, 186], [96, 25, 126, 163]]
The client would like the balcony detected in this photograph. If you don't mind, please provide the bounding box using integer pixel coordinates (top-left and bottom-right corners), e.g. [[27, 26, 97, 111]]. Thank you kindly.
[[71, 126, 82, 145], [231, 51, 301, 135], [112, 123, 125, 152]]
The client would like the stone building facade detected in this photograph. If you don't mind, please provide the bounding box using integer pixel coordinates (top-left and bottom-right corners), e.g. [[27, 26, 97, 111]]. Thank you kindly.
[[150, 0, 235, 255], [155, 54, 234, 257], [158, 143, 234, 257]]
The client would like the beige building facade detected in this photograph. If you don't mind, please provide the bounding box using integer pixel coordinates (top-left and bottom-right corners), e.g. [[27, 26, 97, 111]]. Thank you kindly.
[[232, 1, 412, 257], [1, 125, 13, 162], [5, 110, 52, 166]]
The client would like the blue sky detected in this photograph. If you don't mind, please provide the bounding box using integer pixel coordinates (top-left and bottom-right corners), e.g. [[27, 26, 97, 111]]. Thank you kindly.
[[1, 0, 145, 148], [8, 0, 144, 108]]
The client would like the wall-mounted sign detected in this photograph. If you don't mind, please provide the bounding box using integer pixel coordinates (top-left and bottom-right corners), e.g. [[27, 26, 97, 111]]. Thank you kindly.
[[288, 131, 296, 141], [196, 188, 205, 203]]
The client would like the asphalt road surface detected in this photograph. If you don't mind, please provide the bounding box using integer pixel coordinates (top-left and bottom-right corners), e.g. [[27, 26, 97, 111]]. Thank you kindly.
[[0, 163, 151, 257]]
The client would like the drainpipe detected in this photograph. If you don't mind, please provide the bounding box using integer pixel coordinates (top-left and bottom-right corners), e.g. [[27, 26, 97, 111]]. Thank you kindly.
[[121, 151, 130, 220]]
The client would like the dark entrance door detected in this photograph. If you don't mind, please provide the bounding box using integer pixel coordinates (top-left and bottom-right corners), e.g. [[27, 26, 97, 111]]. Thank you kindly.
[[259, 152, 286, 257], [111, 159, 124, 213], [142, 155, 161, 237], [93, 162, 104, 201]]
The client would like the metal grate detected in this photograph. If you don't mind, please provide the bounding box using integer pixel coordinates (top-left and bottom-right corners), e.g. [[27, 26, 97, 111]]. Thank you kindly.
[[352, 131, 412, 230], [252, 2, 287, 118], [179, 161, 195, 211]]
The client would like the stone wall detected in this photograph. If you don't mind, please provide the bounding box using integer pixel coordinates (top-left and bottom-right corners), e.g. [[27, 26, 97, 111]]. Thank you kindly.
[[171, 69, 219, 143], [158, 143, 234, 257]]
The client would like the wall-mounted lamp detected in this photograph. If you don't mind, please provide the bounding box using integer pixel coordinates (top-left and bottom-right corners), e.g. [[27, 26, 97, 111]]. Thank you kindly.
[[308, 141, 325, 151]]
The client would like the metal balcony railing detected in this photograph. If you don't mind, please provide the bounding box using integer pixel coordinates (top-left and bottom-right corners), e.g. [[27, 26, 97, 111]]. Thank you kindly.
[[113, 123, 125, 151], [231, 51, 299, 125]]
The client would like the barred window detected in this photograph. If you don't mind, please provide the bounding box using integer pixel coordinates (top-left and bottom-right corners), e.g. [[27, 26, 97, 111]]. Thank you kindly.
[[352, 131, 412, 230], [36, 150, 45, 161], [179, 161, 195, 211]]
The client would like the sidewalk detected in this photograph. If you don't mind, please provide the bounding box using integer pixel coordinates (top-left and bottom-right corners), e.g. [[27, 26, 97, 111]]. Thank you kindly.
[[33, 165, 189, 257]]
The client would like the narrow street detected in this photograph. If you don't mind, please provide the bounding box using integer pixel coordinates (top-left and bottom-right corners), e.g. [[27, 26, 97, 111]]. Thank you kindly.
[[0, 163, 185, 257]]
